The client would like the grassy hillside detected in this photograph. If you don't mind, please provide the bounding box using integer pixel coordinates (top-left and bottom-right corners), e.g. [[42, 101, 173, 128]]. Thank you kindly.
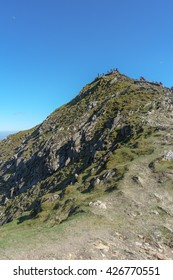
[[0, 71, 173, 259]]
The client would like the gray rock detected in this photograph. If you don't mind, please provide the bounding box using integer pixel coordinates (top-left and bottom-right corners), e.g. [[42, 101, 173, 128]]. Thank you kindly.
[[88, 101, 98, 110], [96, 178, 101, 184], [89, 200, 107, 209], [53, 194, 60, 200], [163, 150, 173, 161], [65, 157, 71, 166]]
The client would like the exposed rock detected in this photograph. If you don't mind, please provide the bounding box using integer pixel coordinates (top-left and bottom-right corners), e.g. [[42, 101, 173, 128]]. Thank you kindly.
[[89, 200, 107, 209], [162, 150, 173, 161], [132, 176, 144, 186], [94, 240, 109, 252], [88, 101, 98, 110], [1, 71, 173, 260], [54, 216, 61, 222], [110, 77, 118, 84], [96, 178, 101, 184], [102, 170, 115, 182], [53, 194, 60, 200]]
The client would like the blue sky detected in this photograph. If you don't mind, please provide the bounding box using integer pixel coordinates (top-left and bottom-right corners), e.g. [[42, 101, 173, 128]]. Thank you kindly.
[[0, 0, 173, 131]]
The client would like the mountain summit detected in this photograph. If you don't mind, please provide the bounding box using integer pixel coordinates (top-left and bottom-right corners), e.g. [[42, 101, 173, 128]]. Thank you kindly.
[[0, 71, 173, 259]]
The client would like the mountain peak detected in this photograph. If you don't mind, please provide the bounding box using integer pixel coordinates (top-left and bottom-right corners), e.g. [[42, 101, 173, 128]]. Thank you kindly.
[[0, 72, 173, 259]]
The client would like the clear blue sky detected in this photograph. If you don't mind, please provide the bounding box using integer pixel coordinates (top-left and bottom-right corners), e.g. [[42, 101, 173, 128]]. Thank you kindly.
[[1, 0, 173, 131]]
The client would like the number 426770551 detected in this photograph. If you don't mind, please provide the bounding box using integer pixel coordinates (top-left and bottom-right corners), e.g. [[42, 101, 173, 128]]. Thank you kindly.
[[105, 266, 160, 276]]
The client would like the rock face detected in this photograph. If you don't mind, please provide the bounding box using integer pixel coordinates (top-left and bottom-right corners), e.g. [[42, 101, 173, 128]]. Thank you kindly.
[[163, 150, 173, 161], [1, 71, 173, 259]]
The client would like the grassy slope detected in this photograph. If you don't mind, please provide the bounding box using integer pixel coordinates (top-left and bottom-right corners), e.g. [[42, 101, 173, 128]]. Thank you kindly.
[[0, 73, 173, 259]]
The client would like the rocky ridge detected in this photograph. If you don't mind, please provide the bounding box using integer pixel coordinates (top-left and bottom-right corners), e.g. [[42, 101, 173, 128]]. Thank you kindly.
[[0, 71, 173, 259]]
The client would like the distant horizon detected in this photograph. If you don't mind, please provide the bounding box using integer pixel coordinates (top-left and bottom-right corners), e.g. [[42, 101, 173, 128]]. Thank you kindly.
[[0, 131, 18, 140]]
